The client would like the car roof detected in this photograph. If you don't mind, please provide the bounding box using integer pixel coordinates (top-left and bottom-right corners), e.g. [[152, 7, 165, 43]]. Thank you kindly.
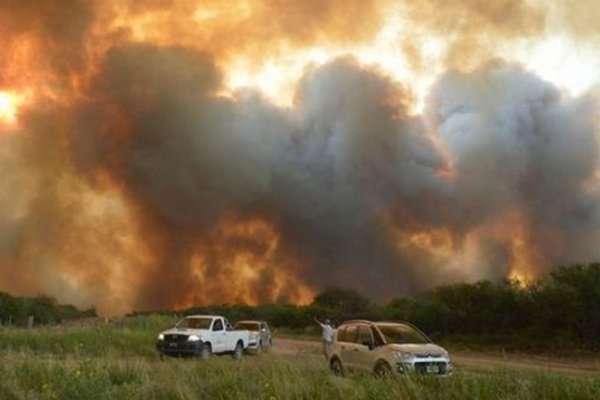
[[340, 319, 373, 325]]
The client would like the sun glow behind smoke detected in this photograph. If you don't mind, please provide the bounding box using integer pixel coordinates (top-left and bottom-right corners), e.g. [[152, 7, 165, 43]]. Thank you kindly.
[[221, 11, 446, 113], [509, 35, 600, 98], [221, 12, 600, 113]]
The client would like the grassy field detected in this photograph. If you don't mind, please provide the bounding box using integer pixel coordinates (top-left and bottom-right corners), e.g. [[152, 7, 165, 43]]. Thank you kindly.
[[1, 316, 599, 400]]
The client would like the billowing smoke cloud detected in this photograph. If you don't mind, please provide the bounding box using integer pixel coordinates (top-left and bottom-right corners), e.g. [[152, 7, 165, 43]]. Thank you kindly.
[[424, 63, 600, 278], [1, 1, 599, 313]]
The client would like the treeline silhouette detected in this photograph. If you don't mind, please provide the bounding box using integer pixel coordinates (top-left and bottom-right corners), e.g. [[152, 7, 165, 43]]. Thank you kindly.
[[0, 293, 96, 326], [4, 263, 600, 349], [384, 263, 600, 350], [174, 263, 600, 350]]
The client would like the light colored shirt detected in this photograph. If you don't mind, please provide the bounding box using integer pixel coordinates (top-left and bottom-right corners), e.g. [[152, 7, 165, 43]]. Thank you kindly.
[[319, 323, 335, 342]]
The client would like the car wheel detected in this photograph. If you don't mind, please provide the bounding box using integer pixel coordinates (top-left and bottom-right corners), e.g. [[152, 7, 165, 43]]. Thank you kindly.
[[330, 358, 344, 377], [264, 339, 272, 353], [374, 361, 392, 378], [200, 343, 212, 360], [257, 340, 262, 354], [232, 341, 243, 360]]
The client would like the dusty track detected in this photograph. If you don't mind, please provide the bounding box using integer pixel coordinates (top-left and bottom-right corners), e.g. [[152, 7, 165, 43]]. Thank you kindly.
[[272, 338, 600, 378]]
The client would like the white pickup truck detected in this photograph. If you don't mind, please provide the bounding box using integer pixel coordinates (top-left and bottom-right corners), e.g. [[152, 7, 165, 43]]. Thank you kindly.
[[156, 315, 252, 359]]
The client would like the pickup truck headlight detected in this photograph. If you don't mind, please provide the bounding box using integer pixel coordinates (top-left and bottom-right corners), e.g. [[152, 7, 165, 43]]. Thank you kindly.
[[157, 334, 164, 341], [393, 351, 413, 361], [188, 335, 201, 342]]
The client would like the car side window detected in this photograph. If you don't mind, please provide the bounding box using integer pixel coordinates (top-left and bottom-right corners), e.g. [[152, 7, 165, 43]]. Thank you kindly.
[[212, 319, 223, 331], [336, 326, 347, 342], [345, 325, 358, 343], [357, 325, 373, 346]]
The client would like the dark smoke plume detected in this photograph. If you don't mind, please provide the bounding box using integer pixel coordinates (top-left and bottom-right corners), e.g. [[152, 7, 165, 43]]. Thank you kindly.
[[1, 1, 600, 314], [64, 45, 600, 310]]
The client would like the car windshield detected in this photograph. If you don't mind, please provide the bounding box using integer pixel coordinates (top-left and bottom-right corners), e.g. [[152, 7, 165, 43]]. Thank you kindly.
[[234, 322, 260, 331], [175, 317, 213, 329], [376, 323, 430, 344]]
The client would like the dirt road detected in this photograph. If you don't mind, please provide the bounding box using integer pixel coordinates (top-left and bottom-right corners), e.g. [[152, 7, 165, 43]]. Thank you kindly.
[[273, 337, 600, 378]]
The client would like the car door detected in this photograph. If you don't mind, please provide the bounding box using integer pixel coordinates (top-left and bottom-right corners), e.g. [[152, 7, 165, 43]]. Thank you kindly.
[[340, 324, 360, 370], [211, 318, 226, 352], [354, 324, 376, 372]]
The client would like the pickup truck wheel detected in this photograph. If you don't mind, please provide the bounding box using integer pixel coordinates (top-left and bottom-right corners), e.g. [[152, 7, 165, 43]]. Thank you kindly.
[[264, 339, 272, 353], [330, 358, 344, 377], [200, 343, 212, 360], [232, 341, 243, 360]]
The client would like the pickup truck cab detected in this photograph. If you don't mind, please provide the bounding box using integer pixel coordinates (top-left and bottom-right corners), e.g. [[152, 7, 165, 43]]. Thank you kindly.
[[156, 315, 250, 359]]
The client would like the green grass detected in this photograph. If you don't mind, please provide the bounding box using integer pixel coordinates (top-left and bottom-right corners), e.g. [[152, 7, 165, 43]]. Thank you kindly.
[[0, 314, 174, 358], [1, 316, 599, 399]]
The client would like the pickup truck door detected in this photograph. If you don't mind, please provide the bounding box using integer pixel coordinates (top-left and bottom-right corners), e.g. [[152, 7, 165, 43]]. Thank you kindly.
[[211, 318, 226, 352], [223, 318, 239, 351]]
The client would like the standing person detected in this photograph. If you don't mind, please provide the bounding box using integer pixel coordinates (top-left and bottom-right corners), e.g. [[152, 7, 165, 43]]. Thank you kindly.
[[314, 316, 335, 361]]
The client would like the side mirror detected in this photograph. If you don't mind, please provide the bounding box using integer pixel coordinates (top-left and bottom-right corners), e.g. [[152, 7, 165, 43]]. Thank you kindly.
[[260, 328, 267, 333], [361, 341, 374, 350]]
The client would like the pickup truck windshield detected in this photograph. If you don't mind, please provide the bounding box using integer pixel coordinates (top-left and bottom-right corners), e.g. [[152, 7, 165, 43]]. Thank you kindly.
[[176, 317, 213, 329], [376, 323, 430, 344], [234, 322, 260, 331]]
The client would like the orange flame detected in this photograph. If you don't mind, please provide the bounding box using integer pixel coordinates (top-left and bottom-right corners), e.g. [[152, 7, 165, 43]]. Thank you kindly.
[[180, 214, 314, 309]]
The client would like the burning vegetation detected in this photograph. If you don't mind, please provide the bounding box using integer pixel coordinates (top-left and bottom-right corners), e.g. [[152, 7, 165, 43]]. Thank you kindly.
[[1, 0, 600, 314]]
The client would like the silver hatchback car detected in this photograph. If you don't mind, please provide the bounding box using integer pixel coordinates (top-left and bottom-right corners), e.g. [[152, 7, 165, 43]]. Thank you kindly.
[[329, 320, 452, 377], [234, 320, 272, 353]]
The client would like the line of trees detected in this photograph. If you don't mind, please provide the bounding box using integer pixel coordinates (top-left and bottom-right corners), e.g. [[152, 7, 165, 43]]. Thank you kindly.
[[385, 263, 600, 349], [178, 286, 380, 330], [178, 263, 600, 350], [0, 292, 96, 326], [5, 262, 600, 349]]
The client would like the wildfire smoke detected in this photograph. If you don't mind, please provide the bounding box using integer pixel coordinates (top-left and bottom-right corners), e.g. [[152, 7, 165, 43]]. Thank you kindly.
[[1, 0, 599, 314]]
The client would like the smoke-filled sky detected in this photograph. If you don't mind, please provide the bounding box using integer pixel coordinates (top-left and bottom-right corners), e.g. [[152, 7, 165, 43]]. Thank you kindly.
[[1, 0, 600, 314]]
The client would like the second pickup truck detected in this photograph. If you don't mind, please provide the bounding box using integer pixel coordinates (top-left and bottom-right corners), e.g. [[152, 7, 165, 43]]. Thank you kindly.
[[156, 315, 252, 359]]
